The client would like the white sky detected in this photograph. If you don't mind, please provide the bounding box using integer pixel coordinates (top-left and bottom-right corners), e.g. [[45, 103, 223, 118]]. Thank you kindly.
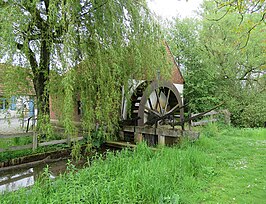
[[147, 0, 203, 20]]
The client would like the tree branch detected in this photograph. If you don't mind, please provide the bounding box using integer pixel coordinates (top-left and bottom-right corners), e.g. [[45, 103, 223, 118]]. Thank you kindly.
[[28, 49, 38, 74], [238, 64, 265, 81]]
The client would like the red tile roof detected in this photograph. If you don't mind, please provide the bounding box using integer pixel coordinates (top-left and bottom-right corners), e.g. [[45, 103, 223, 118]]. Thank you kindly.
[[164, 41, 184, 84]]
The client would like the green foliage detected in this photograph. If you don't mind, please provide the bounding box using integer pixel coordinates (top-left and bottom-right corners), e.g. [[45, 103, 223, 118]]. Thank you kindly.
[[0, 64, 33, 99], [90, 128, 106, 148], [0, 136, 32, 149], [1, 142, 214, 203], [0, 0, 172, 140], [168, 1, 266, 127], [71, 141, 82, 162], [202, 123, 220, 138], [37, 114, 55, 139], [214, 0, 266, 28]]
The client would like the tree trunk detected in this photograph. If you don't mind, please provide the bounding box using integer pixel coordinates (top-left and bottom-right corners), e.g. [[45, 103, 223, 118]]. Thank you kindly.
[[30, 38, 51, 121], [34, 71, 50, 118]]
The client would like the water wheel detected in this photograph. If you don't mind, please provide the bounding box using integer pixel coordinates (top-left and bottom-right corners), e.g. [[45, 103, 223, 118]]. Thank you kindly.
[[126, 80, 184, 145], [136, 80, 184, 127]]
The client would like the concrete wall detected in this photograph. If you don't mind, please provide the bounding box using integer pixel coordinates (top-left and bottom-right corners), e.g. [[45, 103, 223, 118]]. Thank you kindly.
[[0, 96, 37, 119]]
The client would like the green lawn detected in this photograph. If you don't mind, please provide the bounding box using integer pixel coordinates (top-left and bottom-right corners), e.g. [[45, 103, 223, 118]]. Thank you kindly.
[[199, 126, 266, 203], [1, 124, 265, 203]]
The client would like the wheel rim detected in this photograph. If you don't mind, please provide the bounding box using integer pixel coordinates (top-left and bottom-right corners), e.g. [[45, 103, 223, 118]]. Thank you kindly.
[[137, 80, 184, 126]]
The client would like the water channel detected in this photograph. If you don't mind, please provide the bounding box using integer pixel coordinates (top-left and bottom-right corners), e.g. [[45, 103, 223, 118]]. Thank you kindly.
[[0, 159, 86, 193], [0, 119, 120, 194], [0, 144, 117, 194]]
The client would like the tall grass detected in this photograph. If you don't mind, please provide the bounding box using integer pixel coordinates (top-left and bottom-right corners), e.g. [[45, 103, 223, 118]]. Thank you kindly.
[[1, 142, 215, 203], [1, 124, 265, 203]]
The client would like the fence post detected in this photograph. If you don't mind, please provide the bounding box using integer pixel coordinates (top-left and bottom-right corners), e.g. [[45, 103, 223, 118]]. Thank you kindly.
[[67, 134, 71, 146], [134, 127, 143, 143], [223, 109, 231, 125], [32, 131, 38, 151], [158, 133, 165, 146], [188, 111, 192, 130]]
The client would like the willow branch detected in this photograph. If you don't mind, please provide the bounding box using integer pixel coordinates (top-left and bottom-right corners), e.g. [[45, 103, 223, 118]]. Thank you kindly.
[[207, 7, 231, 21]]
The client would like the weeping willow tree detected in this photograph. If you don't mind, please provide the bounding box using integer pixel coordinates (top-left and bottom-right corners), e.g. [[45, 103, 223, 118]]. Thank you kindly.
[[0, 0, 171, 138]]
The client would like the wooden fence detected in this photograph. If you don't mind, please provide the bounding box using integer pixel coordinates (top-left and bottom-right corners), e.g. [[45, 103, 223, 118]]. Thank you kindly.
[[189, 109, 230, 128], [0, 130, 83, 153], [0, 110, 231, 153]]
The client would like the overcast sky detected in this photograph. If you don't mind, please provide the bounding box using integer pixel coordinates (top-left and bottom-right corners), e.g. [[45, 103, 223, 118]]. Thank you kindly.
[[147, 0, 203, 20]]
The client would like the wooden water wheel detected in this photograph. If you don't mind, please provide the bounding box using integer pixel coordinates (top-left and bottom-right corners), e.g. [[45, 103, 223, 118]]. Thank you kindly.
[[129, 80, 184, 126], [123, 80, 184, 145], [135, 80, 184, 127]]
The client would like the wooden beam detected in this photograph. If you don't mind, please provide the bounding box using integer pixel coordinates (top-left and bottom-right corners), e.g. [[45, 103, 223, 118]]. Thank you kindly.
[[191, 110, 218, 117], [105, 141, 137, 149], [123, 126, 183, 138], [0, 156, 63, 173], [191, 119, 218, 126], [38, 139, 67, 147], [32, 131, 38, 151], [134, 132, 143, 143], [38, 137, 83, 147], [158, 134, 165, 146], [0, 132, 33, 139], [105, 141, 158, 151], [186, 102, 224, 122]]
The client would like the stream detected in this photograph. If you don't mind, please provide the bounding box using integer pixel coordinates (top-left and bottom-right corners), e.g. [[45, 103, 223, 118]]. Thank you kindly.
[[0, 158, 86, 193], [0, 145, 118, 194]]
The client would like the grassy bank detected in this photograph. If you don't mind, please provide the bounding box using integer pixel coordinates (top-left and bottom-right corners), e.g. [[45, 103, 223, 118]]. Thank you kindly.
[[1, 125, 265, 203]]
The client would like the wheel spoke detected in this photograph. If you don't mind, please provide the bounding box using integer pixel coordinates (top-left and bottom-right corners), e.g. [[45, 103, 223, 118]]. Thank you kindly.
[[144, 106, 161, 117], [163, 89, 171, 115], [155, 89, 163, 115], [148, 98, 153, 110], [167, 104, 179, 116]]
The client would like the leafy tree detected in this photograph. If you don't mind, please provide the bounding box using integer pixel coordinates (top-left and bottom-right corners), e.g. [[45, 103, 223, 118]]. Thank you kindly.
[[168, 0, 266, 127], [0, 1, 171, 135], [168, 18, 220, 112], [211, 0, 266, 47]]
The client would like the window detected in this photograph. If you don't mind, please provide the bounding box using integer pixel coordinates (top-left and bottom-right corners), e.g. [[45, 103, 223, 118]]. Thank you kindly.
[[10, 96, 16, 110]]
